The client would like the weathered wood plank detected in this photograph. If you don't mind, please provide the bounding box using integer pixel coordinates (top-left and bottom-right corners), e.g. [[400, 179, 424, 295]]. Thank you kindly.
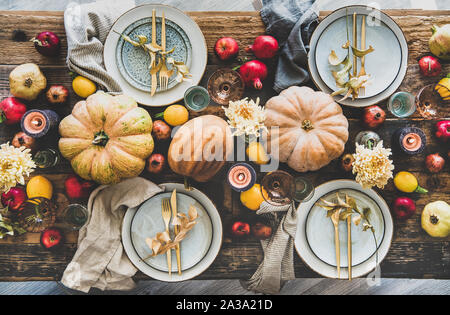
[[0, 10, 448, 281]]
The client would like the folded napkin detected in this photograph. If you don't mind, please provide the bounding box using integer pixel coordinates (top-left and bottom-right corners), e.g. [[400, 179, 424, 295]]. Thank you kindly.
[[61, 177, 163, 293], [241, 201, 298, 294], [64, 0, 135, 92], [260, 0, 319, 92]]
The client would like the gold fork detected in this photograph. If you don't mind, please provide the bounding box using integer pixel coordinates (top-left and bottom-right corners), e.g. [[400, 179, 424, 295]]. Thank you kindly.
[[161, 198, 172, 276], [358, 15, 366, 96], [331, 209, 341, 279]]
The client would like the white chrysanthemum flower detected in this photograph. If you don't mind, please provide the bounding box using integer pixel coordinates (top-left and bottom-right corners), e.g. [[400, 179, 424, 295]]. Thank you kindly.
[[222, 97, 267, 137], [352, 141, 394, 189], [0, 143, 36, 193]]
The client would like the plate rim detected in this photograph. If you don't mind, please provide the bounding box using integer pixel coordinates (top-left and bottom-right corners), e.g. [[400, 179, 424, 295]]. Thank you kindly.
[[129, 191, 213, 273], [294, 179, 394, 279], [305, 188, 386, 268], [104, 3, 208, 107], [122, 183, 223, 282], [314, 15, 402, 99], [308, 5, 408, 107]]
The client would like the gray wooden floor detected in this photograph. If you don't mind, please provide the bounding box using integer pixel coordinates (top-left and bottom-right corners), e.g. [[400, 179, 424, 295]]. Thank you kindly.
[[0, 0, 449, 295]]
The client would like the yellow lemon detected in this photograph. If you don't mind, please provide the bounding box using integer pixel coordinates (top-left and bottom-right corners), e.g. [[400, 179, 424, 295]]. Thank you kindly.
[[394, 171, 428, 194], [72, 76, 97, 98], [246, 142, 270, 165], [163, 105, 189, 126], [240, 184, 268, 211], [27, 175, 53, 200]]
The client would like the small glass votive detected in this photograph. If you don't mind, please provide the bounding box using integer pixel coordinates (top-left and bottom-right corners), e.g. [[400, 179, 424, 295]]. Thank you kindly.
[[184, 86, 210, 112], [387, 92, 416, 118], [60, 204, 88, 231]]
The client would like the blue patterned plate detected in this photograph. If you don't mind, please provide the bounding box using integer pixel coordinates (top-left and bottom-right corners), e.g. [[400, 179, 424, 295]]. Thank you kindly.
[[115, 16, 192, 92]]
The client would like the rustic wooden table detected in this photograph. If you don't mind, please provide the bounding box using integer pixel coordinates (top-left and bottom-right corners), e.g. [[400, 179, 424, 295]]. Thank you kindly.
[[0, 10, 448, 281]]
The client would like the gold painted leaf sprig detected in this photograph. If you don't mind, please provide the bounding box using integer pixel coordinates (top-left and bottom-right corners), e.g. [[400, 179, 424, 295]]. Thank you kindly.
[[319, 193, 374, 233], [143, 205, 198, 259]]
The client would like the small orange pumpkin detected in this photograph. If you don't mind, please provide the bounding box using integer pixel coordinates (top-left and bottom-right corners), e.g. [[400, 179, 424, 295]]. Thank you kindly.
[[168, 115, 234, 182]]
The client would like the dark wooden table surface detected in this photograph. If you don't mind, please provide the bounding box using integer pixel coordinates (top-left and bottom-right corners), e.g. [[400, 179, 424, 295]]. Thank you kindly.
[[0, 10, 448, 281]]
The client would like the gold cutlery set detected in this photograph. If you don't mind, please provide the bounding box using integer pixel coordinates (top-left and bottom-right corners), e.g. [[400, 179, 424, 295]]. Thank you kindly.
[[161, 190, 182, 275]]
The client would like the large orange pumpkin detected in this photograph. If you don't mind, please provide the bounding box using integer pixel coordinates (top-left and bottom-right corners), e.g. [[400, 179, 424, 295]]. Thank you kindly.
[[58, 91, 154, 184], [168, 115, 234, 182], [265, 86, 348, 172]]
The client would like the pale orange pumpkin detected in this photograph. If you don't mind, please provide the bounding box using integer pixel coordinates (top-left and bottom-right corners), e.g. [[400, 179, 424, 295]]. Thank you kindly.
[[265, 86, 348, 172], [168, 115, 234, 182], [58, 91, 154, 184]]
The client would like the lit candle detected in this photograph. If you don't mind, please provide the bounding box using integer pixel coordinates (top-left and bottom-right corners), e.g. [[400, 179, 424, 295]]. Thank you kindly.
[[227, 163, 256, 192], [21, 110, 60, 138], [394, 127, 426, 155]]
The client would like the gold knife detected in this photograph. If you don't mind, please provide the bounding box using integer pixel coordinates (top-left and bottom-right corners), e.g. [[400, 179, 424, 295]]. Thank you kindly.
[[170, 189, 182, 275], [150, 9, 158, 96]]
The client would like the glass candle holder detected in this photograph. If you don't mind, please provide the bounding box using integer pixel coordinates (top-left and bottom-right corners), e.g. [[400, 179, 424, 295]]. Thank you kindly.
[[184, 86, 210, 112], [60, 204, 89, 231], [415, 84, 445, 119], [387, 92, 416, 118], [207, 68, 245, 105]]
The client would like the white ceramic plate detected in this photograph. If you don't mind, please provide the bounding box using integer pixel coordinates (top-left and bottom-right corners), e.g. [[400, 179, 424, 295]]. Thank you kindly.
[[295, 180, 393, 279], [308, 5, 408, 107], [104, 4, 207, 106], [122, 183, 222, 282]]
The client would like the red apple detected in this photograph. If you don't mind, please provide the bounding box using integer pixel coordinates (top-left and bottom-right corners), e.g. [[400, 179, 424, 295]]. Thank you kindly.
[[425, 153, 445, 173], [31, 31, 61, 57], [418, 56, 441, 77], [214, 37, 239, 61], [251, 222, 272, 240], [40, 228, 63, 250], [435, 120, 450, 142], [146, 153, 166, 174], [46, 85, 69, 104], [152, 120, 171, 141], [231, 221, 250, 237], [11, 131, 37, 152], [1, 187, 27, 211], [392, 197, 416, 220], [0, 97, 27, 125], [64, 174, 95, 200], [362, 105, 386, 129]]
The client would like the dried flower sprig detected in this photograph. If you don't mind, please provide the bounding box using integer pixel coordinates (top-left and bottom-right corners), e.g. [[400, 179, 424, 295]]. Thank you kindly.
[[0, 143, 36, 193], [223, 97, 267, 138], [319, 193, 375, 233], [143, 205, 198, 259], [352, 141, 394, 189]]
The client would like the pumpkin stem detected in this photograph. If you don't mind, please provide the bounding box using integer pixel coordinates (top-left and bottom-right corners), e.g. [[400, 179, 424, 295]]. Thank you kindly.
[[301, 120, 314, 131], [24, 78, 33, 88], [92, 131, 109, 146]]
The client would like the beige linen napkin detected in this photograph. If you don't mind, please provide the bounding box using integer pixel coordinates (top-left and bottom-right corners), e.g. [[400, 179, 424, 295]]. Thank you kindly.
[[241, 201, 297, 294], [61, 177, 163, 293], [64, 0, 135, 92]]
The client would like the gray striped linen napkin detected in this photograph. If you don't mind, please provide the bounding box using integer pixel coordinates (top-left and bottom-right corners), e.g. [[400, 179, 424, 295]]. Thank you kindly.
[[64, 0, 135, 92], [241, 201, 298, 294]]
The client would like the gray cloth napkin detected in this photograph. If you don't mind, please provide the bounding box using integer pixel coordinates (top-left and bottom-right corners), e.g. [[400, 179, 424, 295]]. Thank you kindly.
[[241, 201, 298, 294], [260, 0, 318, 92], [61, 177, 163, 293], [64, 0, 135, 92]]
